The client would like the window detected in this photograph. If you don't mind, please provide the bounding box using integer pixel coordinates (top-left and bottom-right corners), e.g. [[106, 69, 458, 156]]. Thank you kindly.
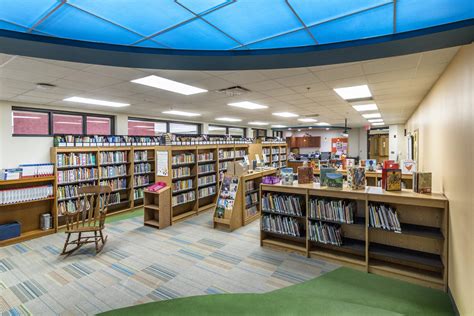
[[87, 116, 112, 135], [170, 122, 198, 134], [229, 127, 245, 137], [12, 110, 49, 136], [11, 107, 115, 136], [128, 119, 166, 136], [53, 113, 83, 135], [208, 125, 227, 135]]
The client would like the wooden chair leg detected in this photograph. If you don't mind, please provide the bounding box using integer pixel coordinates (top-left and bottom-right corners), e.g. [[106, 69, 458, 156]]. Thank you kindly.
[[94, 231, 99, 253], [61, 232, 71, 255]]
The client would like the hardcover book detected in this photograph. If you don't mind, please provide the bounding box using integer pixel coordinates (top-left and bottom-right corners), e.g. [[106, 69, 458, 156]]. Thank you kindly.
[[320, 167, 336, 186], [365, 159, 377, 172], [401, 159, 417, 174], [326, 173, 343, 189], [382, 162, 399, 189], [414, 172, 432, 194], [349, 167, 366, 190], [385, 169, 402, 191]]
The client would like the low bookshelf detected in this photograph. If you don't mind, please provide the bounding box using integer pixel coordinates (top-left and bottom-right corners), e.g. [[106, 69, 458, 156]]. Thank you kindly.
[[260, 182, 448, 291], [143, 186, 171, 229], [132, 146, 156, 207], [0, 176, 56, 246]]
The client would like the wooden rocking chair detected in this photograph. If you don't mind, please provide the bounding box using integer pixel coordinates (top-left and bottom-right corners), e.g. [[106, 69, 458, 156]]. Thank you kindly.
[[61, 186, 112, 255]]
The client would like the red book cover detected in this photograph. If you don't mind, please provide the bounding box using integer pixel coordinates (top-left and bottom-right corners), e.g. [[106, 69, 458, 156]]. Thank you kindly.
[[382, 161, 399, 189]]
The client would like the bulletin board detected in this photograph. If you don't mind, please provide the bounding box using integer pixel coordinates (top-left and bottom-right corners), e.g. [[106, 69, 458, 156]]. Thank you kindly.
[[331, 138, 349, 155]]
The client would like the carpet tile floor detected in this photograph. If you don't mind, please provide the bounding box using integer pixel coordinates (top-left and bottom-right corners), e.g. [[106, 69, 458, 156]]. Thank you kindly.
[[0, 211, 339, 315]]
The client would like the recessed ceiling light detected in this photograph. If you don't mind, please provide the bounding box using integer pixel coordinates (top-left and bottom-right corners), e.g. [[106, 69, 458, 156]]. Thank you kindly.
[[362, 113, 381, 119], [334, 85, 371, 100], [248, 121, 268, 126], [162, 110, 201, 117], [352, 103, 378, 112], [63, 97, 129, 107], [372, 122, 385, 126], [309, 127, 312, 129], [368, 118, 384, 123], [131, 75, 207, 95], [228, 101, 268, 110], [272, 125, 287, 128], [215, 117, 242, 122], [317, 122, 330, 126], [298, 118, 318, 123], [272, 112, 299, 118]]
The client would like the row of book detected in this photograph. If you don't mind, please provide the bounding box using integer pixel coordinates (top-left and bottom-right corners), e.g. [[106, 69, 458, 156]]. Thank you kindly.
[[198, 185, 216, 198], [109, 192, 121, 205], [262, 214, 303, 237], [271, 149, 280, 154], [134, 188, 144, 200], [134, 163, 152, 174], [57, 168, 98, 184], [263, 148, 270, 155], [54, 135, 162, 147], [246, 205, 258, 218], [100, 178, 127, 191], [261, 194, 304, 216], [57, 184, 92, 201], [272, 155, 279, 161], [172, 153, 195, 165], [1, 164, 55, 180], [134, 175, 150, 187], [173, 179, 193, 192], [134, 151, 149, 162], [369, 204, 401, 232], [235, 150, 246, 158], [198, 175, 216, 186], [198, 164, 215, 174], [172, 167, 191, 179], [173, 191, 195, 206], [58, 200, 77, 215], [56, 153, 96, 167], [100, 151, 127, 164], [245, 180, 255, 191], [100, 165, 127, 178], [219, 150, 234, 159], [219, 161, 228, 170], [245, 192, 258, 207], [0, 185, 53, 205], [309, 199, 356, 224], [198, 152, 214, 161], [308, 221, 343, 246]]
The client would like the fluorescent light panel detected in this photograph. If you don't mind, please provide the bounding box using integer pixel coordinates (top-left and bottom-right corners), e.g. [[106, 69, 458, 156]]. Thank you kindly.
[[352, 103, 378, 112], [162, 110, 200, 117], [362, 113, 381, 119], [228, 101, 268, 110], [63, 97, 129, 107], [248, 121, 268, 126], [131, 75, 207, 95], [334, 85, 371, 100], [372, 122, 385, 126], [298, 118, 317, 123], [368, 118, 384, 123], [271, 125, 287, 128], [272, 112, 298, 117], [215, 117, 242, 122], [317, 122, 330, 126]]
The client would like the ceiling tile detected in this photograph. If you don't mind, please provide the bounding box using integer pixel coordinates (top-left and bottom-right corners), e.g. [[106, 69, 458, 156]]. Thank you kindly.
[[313, 64, 364, 81], [275, 72, 321, 87]]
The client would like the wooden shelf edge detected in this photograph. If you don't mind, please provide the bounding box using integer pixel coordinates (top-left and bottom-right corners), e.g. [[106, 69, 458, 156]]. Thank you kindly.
[[172, 210, 196, 223], [0, 176, 56, 186], [261, 238, 306, 254], [0, 229, 55, 247], [0, 196, 55, 207], [369, 263, 445, 290]]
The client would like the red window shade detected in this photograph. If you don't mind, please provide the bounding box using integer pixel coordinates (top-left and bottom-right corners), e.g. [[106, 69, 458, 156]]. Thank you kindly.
[[53, 113, 83, 135], [12, 110, 49, 135]]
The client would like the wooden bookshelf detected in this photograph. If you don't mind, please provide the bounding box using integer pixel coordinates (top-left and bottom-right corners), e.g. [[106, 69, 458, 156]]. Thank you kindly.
[[259, 143, 288, 170], [143, 187, 171, 229], [214, 168, 277, 231], [260, 182, 448, 291], [197, 145, 218, 213], [132, 146, 156, 207], [0, 176, 56, 246]]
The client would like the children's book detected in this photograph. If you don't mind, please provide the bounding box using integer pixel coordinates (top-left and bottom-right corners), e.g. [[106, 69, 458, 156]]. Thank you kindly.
[[326, 173, 343, 189], [401, 160, 417, 174], [320, 167, 336, 186], [414, 172, 432, 194], [385, 169, 402, 191], [365, 159, 377, 172], [350, 167, 366, 190]]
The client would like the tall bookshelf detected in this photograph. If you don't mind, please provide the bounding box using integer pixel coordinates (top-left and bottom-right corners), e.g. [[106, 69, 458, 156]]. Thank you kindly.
[[259, 143, 287, 169], [0, 176, 56, 246], [260, 182, 448, 291], [197, 145, 218, 213]]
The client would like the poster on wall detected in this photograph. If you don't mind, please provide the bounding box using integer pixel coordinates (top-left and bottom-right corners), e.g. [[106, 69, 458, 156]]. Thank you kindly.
[[331, 138, 349, 155], [156, 151, 169, 176]]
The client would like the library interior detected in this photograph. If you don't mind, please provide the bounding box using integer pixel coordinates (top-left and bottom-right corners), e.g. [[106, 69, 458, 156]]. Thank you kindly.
[[0, 1, 473, 315]]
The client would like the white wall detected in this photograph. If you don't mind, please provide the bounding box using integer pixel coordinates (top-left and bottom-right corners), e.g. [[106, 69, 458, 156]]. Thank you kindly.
[[388, 124, 407, 162], [284, 128, 367, 158]]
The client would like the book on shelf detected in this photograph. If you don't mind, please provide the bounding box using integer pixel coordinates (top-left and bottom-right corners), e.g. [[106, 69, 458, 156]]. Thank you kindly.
[[320, 167, 336, 186], [401, 159, 417, 174], [0, 184, 53, 205], [100, 165, 127, 178], [198, 164, 215, 174], [0, 168, 22, 180], [382, 161, 399, 189], [309, 199, 355, 223], [246, 205, 258, 217], [172, 153, 195, 165], [134, 188, 144, 200], [58, 183, 93, 200], [172, 167, 191, 179], [109, 192, 121, 205], [349, 167, 366, 190], [365, 159, 377, 171], [245, 180, 255, 191], [198, 175, 216, 186], [56, 153, 96, 167], [57, 168, 98, 184], [308, 221, 343, 246], [368, 203, 401, 232], [198, 152, 214, 161], [100, 151, 127, 164], [413, 172, 432, 194], [261, 193, 303, 216], [99, 178, 127, 191], [199, 185, 216, 198], [134, 151, 148, 162], [385, 169, 402, 191], [173, 179, 193, 192], [326, 173, 343, 189], [172, 191, 195, 206], [262, 214, 303, 237], [245, 192, 258, 207], [18, 163, 54, 177], [134, 174, 150, 187], [134, 162, 152, 174]]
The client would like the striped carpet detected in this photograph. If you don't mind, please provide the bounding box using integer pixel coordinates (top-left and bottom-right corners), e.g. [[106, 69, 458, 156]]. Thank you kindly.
[[0, 211, 338, 315]]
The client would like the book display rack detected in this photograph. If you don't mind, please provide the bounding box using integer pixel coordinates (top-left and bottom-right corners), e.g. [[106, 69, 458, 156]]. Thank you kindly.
[[0, 176, 56, 246], [260, 182, 448, 291], [143, 186, 171, 229]]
